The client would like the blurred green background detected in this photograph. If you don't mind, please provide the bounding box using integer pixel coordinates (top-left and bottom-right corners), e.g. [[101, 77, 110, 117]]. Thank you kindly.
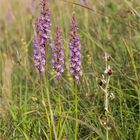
[[0, 0, 140, 139]]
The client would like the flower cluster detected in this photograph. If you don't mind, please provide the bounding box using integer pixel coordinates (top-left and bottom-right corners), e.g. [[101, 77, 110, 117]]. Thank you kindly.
[[52, 26, 64, 79], [33, 0, 51, 74], [99, 52, 114, 114], [33, 18, 46, 74], [99, 53, 112, 87], [104, 53, 112, 76], [69, 15, 82, 81], [33, 1, 82, 81], [39, 0, 51, 43]]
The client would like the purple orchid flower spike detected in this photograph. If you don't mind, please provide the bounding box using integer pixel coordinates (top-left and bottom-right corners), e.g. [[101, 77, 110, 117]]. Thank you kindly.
[[33, 0, 51, 74], [52, 26, 65, 79], [69, 15, 82, 81]]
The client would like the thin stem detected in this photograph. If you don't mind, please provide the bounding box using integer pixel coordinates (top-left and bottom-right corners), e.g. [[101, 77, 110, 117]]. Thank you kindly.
[[43, 75, 58, 140], [58, 83, 62, 115], [104, 76, 110, 140], [40, 76, 52, 139], [106, 127, 109, 140], [74, 82, 78, 140], [104, 77, 110, 112], [57, 82, 62, 139]]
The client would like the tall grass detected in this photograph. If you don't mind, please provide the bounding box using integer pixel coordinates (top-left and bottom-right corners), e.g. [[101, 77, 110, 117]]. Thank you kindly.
[[0, 0, 140, 139]]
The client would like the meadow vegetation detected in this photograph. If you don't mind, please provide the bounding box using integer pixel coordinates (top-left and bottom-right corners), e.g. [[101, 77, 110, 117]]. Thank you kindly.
[[0, 0, 140, 139]]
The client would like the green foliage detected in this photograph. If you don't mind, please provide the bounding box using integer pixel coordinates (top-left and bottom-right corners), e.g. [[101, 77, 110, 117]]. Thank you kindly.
[[0, 0, 140, 139]]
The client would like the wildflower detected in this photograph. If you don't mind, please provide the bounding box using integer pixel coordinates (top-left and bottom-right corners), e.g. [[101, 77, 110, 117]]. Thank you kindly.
[[52, 26, 64, 79], [109, 92, 115, 100], [33, 0, 51, 74], [6, 10, 14, 24], [69, 15, 82, 81], [33, 18, 46, 74], [81, 0, 88, 5], [39, 0, 51, 43], [100, 116, 115, 131], [99, 75, 107, 87], [29, 0, 35, 15], [104, 65, 112, 75], [104, 52, 110, 62]]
